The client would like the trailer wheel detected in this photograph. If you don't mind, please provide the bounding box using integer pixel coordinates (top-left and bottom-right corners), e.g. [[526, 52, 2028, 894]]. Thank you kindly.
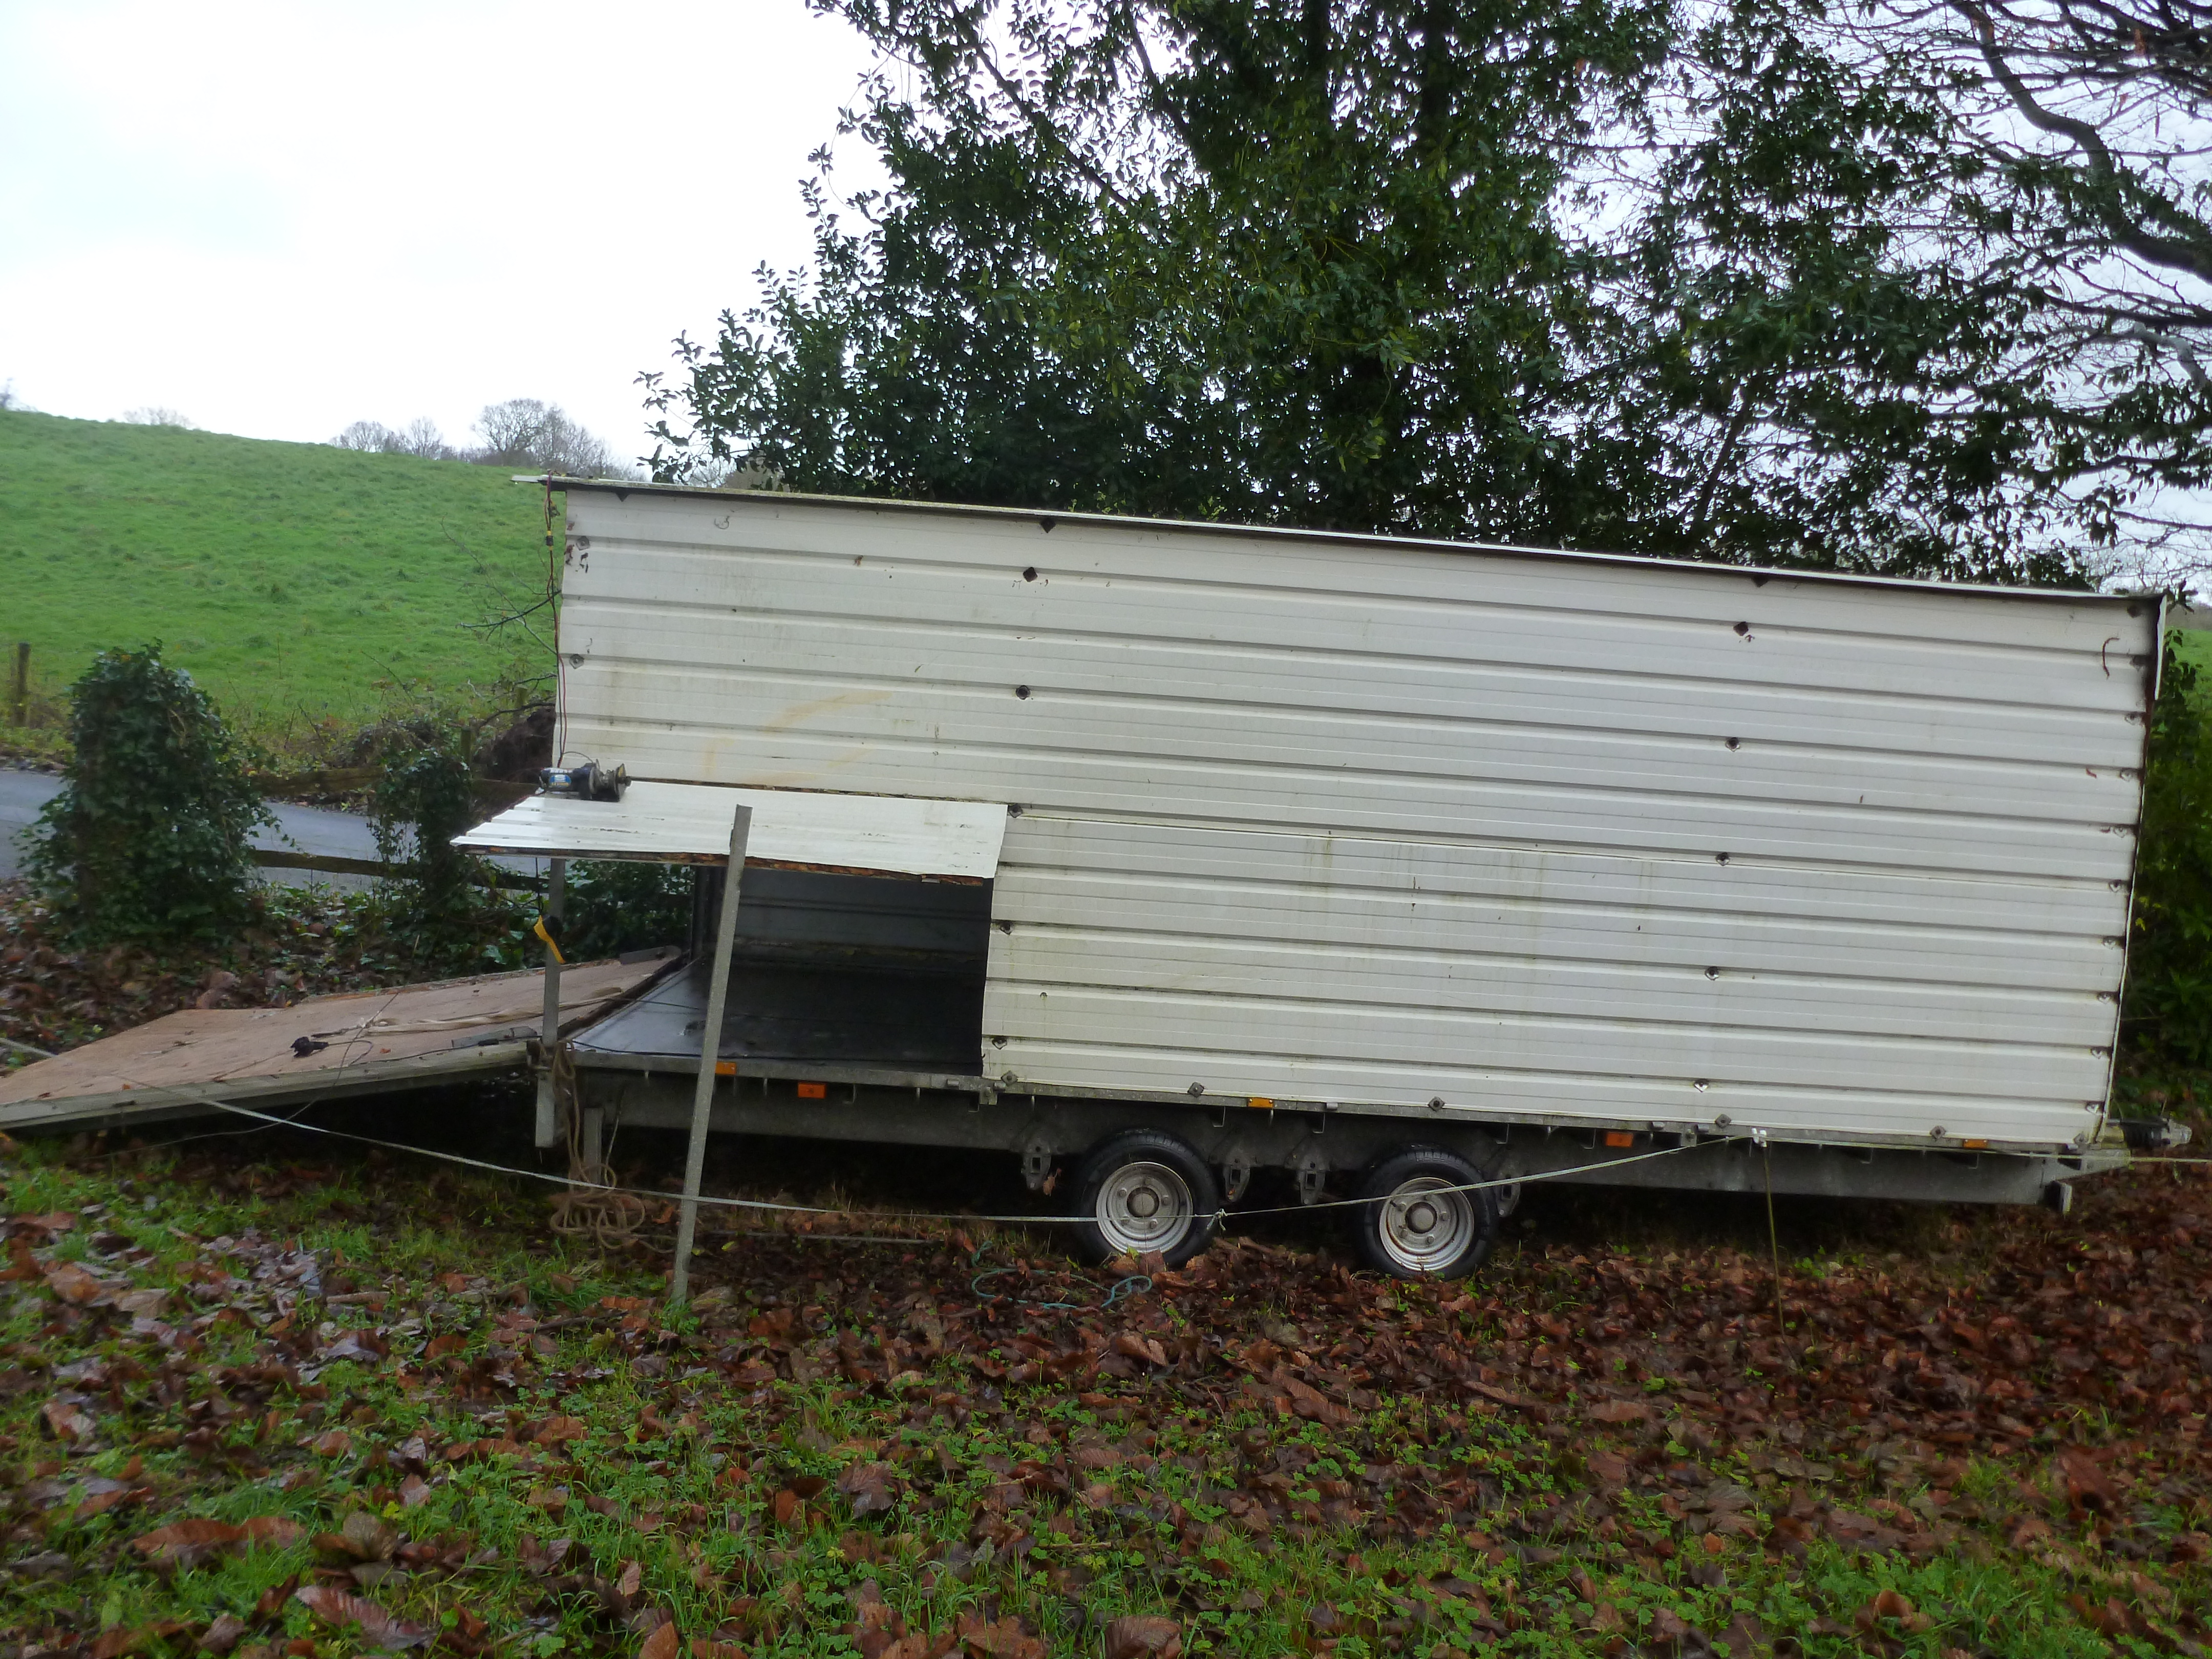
[[1353, 1147, 1499, 1279], [1072, 1130, 1220, 1267]]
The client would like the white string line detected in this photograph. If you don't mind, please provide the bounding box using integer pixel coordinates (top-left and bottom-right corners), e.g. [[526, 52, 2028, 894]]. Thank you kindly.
[[189, 1093, 1710, 1227], [15, 1022, 2187, 1190], [13, 1023, 2197, 1227]]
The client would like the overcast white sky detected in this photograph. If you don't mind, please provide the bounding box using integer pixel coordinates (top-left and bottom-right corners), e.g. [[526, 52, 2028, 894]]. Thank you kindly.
[[0, 0, 884, 465]]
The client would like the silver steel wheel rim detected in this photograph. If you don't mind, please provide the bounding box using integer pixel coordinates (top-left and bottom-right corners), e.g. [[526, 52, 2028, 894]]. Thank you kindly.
[[1096, 1160, 1195, 1256], [1377, 1176, 1476, 1273]]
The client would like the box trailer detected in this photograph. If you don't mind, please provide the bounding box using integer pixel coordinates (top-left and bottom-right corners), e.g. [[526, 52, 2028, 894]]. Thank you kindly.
[[466, 481, 2178, 1278]]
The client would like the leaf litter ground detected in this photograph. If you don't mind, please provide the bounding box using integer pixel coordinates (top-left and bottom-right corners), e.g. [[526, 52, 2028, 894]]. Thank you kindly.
[[0, 1088, 2207, 1659]]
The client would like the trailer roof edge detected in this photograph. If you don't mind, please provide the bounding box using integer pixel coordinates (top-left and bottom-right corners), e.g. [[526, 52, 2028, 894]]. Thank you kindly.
[[518, 474, 2156, 610]]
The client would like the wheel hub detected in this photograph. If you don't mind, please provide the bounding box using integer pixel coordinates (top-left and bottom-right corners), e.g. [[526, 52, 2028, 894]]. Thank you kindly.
[[1377, 1176, 1476, 1273], [1097, 1160, 1194, 1256]]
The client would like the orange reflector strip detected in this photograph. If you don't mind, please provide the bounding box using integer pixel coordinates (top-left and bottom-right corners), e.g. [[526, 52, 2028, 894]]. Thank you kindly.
[[1603, 1130, 1635, 1148], [1961, 1138, 1988, 1150], [797, 1081, 828, 1099], [714, 1061, 736, 1077], [1247, 1096, 1274, 1110]]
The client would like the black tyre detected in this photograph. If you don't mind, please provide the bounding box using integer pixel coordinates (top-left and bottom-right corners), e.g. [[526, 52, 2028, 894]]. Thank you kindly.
[[1351, 1146, 1500, 1280], [1070, 1129, 1221, 1267]]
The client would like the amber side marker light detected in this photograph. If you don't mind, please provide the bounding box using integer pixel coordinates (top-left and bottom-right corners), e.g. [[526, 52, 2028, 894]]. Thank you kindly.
[[1603, 1130, 1635, 1148], [797, 1081, 828, 1099]]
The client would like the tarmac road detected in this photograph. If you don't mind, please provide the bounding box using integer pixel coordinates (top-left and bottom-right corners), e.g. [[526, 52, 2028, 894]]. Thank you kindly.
[[0, 765, 455, 892]]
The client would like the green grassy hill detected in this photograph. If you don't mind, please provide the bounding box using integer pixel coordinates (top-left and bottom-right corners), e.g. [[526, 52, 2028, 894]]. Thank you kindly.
[[2176, 620, 2211, 678], [0, 411, 551, 743]]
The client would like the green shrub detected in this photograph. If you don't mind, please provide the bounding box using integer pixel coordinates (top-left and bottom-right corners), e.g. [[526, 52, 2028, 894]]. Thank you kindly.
[[367, 736, 528, 972], [25, 644, 272, 942], [561, 859, 693, 960], [2122, 633, 2212, 1070]]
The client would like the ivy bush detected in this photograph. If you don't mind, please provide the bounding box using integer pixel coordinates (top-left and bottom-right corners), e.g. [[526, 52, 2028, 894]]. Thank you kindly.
[[2123, 635, 2212, 1072], [561, 859, 693, 960], [26, 644, 272, 943], [367, 738, 525, 972]]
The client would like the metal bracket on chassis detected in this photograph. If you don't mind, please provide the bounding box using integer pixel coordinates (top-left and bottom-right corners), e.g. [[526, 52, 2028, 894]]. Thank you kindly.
[[1020, 1139, 1055, 1193], [1295, 1143, 1329, 1207], [1221, 1143, 1254, 1204]]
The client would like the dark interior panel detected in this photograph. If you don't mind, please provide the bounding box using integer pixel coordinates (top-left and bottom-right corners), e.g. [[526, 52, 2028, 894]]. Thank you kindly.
[[575, 867, 992, 1071]]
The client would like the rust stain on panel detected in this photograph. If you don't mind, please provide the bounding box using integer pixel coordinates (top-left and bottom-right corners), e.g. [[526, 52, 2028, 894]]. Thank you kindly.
[[763, 689, 892, 732]]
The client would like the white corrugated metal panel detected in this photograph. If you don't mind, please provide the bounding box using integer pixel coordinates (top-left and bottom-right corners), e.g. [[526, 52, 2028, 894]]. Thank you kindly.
[[453, 781, 1005, 879], [554, 486, 2157, 1150]]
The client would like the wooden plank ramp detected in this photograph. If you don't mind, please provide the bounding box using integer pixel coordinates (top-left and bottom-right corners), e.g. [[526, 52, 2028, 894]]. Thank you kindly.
[[0, 951, 677, 1134]]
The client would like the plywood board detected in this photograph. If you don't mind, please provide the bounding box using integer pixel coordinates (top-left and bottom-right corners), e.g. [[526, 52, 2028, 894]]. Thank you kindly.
[[0, 952, 675, 1131]]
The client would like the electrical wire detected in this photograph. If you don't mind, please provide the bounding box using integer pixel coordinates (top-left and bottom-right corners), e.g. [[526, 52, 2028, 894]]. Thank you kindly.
[[972, 1264, 1153, 1312]]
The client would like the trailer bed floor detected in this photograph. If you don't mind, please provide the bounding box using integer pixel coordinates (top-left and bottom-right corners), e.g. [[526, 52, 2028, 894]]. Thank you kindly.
[[569, 956, 983, 1073]]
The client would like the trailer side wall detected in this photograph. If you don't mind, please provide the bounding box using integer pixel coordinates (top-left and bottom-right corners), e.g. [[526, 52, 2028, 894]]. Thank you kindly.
[[554, 489, 2157, 1152]]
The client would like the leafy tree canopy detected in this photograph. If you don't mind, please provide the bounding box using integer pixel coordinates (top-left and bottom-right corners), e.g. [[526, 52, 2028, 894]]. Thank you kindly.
[[643, 0, 2212, 587]]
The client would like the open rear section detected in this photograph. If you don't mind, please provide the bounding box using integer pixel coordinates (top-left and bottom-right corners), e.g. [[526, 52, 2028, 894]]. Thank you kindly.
[[450, 781, 1009, 1090], [573, 867, 992, 1076]]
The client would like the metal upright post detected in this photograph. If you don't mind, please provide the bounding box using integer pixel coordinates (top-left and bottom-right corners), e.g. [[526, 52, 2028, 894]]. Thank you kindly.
[[535, 858, 567, 1150], [671, 807, 751, 1306], [10, 644, 26, 727]]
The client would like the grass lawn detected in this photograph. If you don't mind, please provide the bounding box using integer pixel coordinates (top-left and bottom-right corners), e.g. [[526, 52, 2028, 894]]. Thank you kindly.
[[2176, 625, 2211, 680], [1, 1089, 2206, 1659], [0, 412, 552, 743]]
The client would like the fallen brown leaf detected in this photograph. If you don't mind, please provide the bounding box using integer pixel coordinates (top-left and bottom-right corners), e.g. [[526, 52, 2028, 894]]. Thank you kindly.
[[1856, 1590, 1932, 1635], [1586, 1449, 1631, 1484], [2056, 1448, 2121, 1514], [1278, 1375, 1348, 1426], [293, 1584, 430, 1650], [91, 1621, 182, 1659], [133, 1519, 247, 1570], [328, 1511, 397, 1561], [45, 1261, 110, 1305], [837, 1461, 899, 1517], [956, 1611, 1045, 1659], [1100, 1615, 1181, 1659], [1646, 1608, 1695, 1650], [75, 1483, 152, 1521], [41, 1398, 96, 1443]]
